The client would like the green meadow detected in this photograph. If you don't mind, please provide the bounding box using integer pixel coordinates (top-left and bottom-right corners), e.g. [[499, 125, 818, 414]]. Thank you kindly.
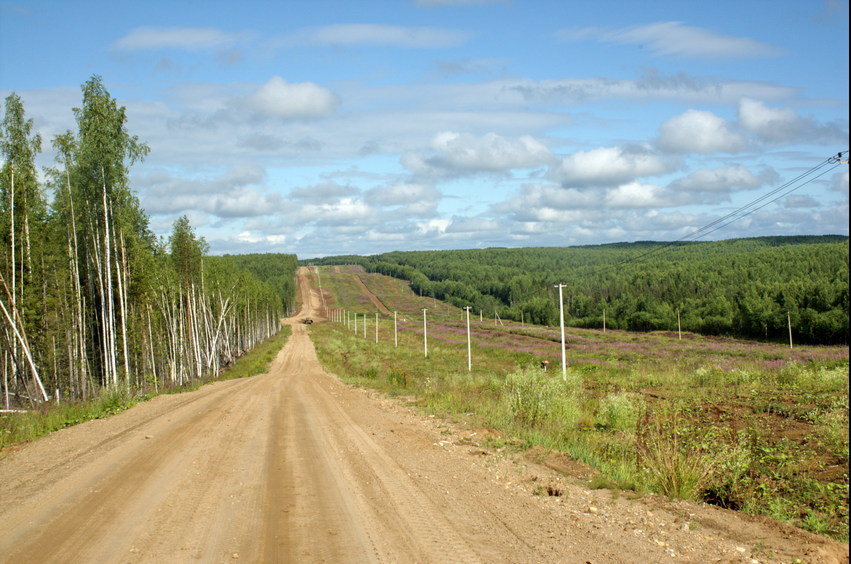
[[310, 265, 849, 542]]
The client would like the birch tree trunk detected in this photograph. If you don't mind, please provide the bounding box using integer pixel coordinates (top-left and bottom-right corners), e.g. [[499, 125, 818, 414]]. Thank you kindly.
[[0, 271, 48, 401]]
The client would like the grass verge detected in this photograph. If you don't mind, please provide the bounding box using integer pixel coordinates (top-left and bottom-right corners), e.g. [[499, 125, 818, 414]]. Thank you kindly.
[[311, 319, 849, 542]]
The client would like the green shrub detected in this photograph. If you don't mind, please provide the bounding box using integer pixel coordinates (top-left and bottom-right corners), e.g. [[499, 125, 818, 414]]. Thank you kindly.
[[811, 364, 849, 391], [723, 369, 757, 388], [360, 364, 380, 380], [818, 400, 850, 458], [387, 371, 407, 387], [598, 392, 643, 432], [693, 367, 713, 387], [776, 362, 803, 386], [503, 368, 574, 426]]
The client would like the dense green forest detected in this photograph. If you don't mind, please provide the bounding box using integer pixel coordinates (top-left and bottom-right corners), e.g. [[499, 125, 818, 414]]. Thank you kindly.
[[0, 78, 297, 408], [306, 236, 849, 344], [220, 253, 298, 315]]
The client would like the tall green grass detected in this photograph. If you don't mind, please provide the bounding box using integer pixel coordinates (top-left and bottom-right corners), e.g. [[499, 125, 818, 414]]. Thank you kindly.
[[0, 388, 140, 450], [310, 319, 849, 541]]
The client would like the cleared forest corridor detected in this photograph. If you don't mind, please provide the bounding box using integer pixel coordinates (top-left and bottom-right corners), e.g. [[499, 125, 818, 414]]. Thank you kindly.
[[0, 268, 846, 564]]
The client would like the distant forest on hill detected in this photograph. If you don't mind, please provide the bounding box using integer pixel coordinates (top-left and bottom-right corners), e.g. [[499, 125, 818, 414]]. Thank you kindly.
[[305, 236, 849, 345]]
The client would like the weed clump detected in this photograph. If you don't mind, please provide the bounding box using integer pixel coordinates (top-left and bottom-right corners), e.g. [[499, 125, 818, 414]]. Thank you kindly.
[[637, 418, 718, 501], [503, 368, 577, 427], [598, 392, 643, 432]]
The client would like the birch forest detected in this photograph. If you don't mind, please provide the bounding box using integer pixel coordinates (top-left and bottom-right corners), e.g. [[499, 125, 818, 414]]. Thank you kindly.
[[0, 76, 297, 409]]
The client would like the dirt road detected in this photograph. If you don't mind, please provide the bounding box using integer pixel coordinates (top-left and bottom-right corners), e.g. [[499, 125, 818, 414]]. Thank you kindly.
[[0, 268, 846, 563]]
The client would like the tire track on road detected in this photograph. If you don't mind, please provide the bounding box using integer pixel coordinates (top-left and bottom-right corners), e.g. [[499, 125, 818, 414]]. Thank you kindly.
[[288, 324, 483, 563], [2, 385, 246, 562], [354, 274, 392, 315]]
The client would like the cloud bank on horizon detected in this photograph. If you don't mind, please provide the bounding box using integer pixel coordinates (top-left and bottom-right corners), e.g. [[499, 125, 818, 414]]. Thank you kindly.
[[1, 0, 848, 258]]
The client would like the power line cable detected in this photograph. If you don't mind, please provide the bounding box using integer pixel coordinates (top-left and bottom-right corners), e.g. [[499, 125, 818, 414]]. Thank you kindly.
[[601, 150, 849, 271], [683, 161, 842, 242]]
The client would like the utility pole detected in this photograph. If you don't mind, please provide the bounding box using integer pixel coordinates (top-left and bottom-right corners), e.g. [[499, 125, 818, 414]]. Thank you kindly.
[[554, 284, 567, 381], [394, 311, 398, 348], [422, 309, 428, 358], [465, 306, 472, 372], [788, 311, 793, 349]]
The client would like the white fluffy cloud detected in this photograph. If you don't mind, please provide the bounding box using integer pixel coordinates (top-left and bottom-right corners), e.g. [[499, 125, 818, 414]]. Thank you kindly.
[[444, 216, 501, 234], [145, 183, 280, 218], [605, 182, 668, 208], [365, 183, 433, 205], [670, 165, 773, 194], [248, 76, 338, 119], [499, 164, 770, 225], [657, 109, 747, 154], [364, 183, 441, 216], [416, 218, 452, 234], [288, 182, 360, 203], [549, 146, 668, 186], [302, 198, 374, 226], [139, 165, 281, 218], [497, 179, 671, 226], [737, 98, 847, 144], [497, 184, 597, 213], [739, 99, 798, 135], [403, 131, 553, 176]]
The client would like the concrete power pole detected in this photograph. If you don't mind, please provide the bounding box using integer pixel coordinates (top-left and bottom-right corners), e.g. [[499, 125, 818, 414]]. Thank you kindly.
[[465, 306, 472, 372], [554, 284, 567, 381]]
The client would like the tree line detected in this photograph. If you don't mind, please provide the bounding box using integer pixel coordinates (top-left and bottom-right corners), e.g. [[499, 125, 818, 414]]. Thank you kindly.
[[307, 237, 849, 345], [1, 77, 297, 408]]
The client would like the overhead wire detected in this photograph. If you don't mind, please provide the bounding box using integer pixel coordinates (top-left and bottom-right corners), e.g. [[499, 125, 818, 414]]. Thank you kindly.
[[600, 149, 849, 271]]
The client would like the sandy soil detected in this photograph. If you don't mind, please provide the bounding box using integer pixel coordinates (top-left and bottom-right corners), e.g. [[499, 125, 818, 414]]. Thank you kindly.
[[0, 268, 846, 564]]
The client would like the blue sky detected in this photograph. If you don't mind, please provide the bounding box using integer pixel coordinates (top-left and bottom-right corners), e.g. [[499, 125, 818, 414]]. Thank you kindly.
[[1, 0, 848, 258]]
